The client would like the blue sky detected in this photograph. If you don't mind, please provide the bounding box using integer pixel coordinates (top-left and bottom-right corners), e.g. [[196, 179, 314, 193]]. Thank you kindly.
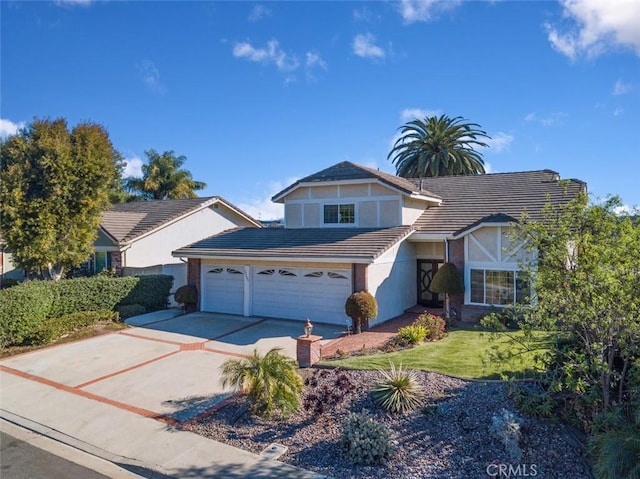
[[2, 0, 639, 220]]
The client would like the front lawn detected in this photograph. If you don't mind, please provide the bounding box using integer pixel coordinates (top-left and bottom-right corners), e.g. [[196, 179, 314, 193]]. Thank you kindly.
[[322, 326, 554, 379]]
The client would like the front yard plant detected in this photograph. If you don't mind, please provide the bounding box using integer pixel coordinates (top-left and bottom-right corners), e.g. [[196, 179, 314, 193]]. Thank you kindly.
[[371, 362, 425, 414], [340, 410, 394, 465], [219, 347, 304, 418], [345, 291, 378, 335]]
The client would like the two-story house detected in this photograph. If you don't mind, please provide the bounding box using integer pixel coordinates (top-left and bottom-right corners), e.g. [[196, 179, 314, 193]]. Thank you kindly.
[[172, 161, 586, 325]]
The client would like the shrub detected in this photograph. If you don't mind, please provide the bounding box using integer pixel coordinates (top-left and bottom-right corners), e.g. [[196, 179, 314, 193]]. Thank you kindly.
[[116, 304, 147, 320], [397, 324, 428, 345], [371, 362, 425, 414], [0, 275, 173, 347], [121, 275, 173, 311], [26, 310, 119, 345], [0, 281, 54, 346], [414, 313, 446, 341], [489, 408, 523, 461], [0, 278, 20, 289], [345, 291, 378, 334], [220, 347, 304, 418], [175, 284, 198, 311], [303, 369, 355, 415], [341, 411, 394, 465]]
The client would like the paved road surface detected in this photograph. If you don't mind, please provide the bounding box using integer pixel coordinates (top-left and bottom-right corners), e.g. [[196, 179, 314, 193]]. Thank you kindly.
[[1, 431, 113, 479]]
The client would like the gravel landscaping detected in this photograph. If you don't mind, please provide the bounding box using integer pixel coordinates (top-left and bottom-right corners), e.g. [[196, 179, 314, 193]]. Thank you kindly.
[[184, 368, 593, 479]]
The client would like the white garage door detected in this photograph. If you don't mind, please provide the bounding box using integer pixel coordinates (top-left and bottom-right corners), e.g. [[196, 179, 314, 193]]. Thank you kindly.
[[252, 267, 351, 325], [201, 265, 244, 315]]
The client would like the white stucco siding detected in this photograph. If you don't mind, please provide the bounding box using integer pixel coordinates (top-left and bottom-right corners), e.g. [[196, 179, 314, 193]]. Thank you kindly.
[[125, 206, 250, 268], [367, 241, 417, 326], [402, 198, 429, 226]]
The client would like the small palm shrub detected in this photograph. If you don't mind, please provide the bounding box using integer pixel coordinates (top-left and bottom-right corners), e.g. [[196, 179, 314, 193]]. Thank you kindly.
[[591, 408, 640, 479], [219, 347, 304, 418], [414, 313, 446, 341], [341, 411, 394, 465], [371, 363, 425, 414], [397, 324, 428, 345], [345, 291, 378, 334], [489, 408, 523, 461]]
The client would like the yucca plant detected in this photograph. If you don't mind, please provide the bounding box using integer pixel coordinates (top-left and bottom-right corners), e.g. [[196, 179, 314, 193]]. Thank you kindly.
[[219, 347, 304, 418], [371, 362, 425, 414]]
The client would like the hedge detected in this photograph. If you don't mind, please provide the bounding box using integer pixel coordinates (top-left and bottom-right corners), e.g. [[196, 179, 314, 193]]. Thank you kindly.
[[26, 309, 120, 345], [0, 274, 173, 347]]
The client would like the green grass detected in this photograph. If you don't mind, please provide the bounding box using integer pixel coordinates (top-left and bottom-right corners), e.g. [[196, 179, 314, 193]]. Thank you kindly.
[[322, 326, 554, 380]]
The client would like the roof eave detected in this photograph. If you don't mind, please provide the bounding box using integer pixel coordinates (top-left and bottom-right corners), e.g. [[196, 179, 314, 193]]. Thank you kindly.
[[171, 250, 375, 264]]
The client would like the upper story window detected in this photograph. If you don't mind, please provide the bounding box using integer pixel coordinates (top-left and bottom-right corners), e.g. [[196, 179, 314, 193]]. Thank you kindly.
[[323, 204, 355, 224]]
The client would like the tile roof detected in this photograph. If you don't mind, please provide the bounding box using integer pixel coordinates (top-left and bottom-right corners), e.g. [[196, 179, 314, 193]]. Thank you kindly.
[[173, 226, 413, 263], [412, 170, 586, 236], [272, 161, 441, 202], [101, 197, 259, 244]]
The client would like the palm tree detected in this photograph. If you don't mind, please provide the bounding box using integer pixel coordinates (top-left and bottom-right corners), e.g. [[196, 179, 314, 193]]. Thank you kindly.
[[124, 149, 206, 200], [219, 347, 304, 417], [388, 115, 491, 178]]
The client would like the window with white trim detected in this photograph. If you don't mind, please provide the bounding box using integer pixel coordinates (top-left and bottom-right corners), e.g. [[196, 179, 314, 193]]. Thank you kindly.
[[470, 269, 529, 306], [323, 204, 355, 224]]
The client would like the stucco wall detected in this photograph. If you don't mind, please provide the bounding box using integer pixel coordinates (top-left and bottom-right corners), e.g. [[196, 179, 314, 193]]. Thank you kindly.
[[282, 182, 425, 228], [126, 205, 254, 268], [367, 241, 417, 326]]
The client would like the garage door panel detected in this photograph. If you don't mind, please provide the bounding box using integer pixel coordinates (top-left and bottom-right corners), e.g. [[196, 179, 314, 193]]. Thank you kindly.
[[201, 265, 244, 315], [252, 266, 351, 324]]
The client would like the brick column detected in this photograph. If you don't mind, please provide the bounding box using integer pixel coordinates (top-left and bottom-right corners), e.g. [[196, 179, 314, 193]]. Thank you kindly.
[[296, 335, 323, 368], [187, 258, 202, 311], [352, 264, 368, 293]]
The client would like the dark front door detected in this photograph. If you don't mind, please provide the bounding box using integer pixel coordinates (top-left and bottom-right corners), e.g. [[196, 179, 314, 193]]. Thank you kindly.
[[418, 260, 444, 307]]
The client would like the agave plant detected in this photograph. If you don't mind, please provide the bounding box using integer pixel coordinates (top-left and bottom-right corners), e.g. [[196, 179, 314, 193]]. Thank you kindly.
[[219, 347, 304, 417], [371, 362, 425, 414]]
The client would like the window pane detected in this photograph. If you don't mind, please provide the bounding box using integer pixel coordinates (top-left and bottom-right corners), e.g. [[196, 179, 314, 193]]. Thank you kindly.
[[95, 252, 107, 273], [339, 204, 355, 223], [470, 269, 484, 303], [324, 205, 338, 223], [516, 271, 529, 303], [486, 270, 514, 305]]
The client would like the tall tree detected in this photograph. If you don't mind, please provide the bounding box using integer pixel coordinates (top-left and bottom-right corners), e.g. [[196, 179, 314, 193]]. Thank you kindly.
[[388, 115, 491, 177], [0, 118, 122, 280], [124, 149, 206, 200]]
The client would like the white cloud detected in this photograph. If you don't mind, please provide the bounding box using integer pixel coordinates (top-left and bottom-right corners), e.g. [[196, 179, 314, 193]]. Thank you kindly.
[[352, 33, 385, 59], [612, 79, 632, 95], [484, 132, 513, 153], [232, 40, 299, 71], [138, 60, 166, 94], [524, 111, 568, 127], [353, 6, 378, 23], [0, 118, 25, 139], [484, 162, 494, 174], [398, 0, 462, 24], [306, 52, 327, 70], [248, 5, 271, 22], [613, 203, 638, 216], [236, 178, 298, 221], [400, 108, 442, 121], [123, 155, 143, 178], [613, 107, 624, 116], [545, 0, 640, 60]]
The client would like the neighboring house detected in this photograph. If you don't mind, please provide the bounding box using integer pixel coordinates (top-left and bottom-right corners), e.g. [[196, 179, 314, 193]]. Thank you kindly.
[[0, 235, 23, 285], [173, 161, 586, 326], [95, 197, 261, 295]]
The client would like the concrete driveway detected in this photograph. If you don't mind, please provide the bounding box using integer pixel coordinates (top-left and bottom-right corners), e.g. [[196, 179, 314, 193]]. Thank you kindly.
[[1, 310, 344, 423], [0, 310, 344, 478]]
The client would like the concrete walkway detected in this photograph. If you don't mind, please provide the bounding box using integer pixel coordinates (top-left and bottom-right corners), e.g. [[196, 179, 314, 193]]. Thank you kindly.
[[1, 310, 338, 478]]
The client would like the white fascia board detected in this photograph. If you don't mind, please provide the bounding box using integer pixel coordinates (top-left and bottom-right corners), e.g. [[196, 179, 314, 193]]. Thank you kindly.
[[274, 178, 440, 204], [171, 251, 374, 264], [452, 221, 519, 239], [408, 232, 453, 241]]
